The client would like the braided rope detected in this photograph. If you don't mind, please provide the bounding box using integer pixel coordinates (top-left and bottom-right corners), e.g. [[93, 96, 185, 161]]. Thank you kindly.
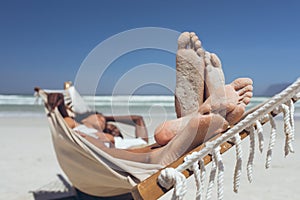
[[199, 159, 206, 200], [289, 100, 295, 141], [233, 134, 242, 193], [214, 146, 224, 200], [281, 104, 294, 156], [266, 114, 277, 169], [184, 153, 202, 200], [158, 168, 187, 200], [288, 100, 296, 155], [206, 154, 217, 200], [247, 126, 255, 183], [256, 120, 264, 153], [281, 103, 292, 136]]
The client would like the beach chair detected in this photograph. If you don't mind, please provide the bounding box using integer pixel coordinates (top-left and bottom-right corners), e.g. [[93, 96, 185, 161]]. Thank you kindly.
[[35, 78, 300, 200]]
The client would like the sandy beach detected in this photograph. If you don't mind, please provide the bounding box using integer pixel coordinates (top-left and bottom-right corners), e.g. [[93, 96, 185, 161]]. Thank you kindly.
[[0, 116, 65, 200], [1, 1, 300, 200], [1, 116, 299, 200]]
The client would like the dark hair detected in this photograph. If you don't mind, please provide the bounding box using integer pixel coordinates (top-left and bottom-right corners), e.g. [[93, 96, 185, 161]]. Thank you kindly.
[[103, 123, 123, 138], [47, 93, 69, 118]]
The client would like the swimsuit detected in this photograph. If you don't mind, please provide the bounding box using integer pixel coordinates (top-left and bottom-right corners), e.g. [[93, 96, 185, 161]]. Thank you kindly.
[[74, 111, 102, 122]]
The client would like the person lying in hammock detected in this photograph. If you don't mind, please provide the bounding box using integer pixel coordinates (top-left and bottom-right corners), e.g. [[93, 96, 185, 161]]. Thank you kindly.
[[63, 32, 253, 166], [64, 113, 148, 148], [48, 92, 149, 148], [47, 86, 149, 148]]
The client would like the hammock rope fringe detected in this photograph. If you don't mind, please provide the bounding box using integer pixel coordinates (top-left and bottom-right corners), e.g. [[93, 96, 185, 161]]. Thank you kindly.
[[233, 134, 242, 193], [158, 78, 300, 200], [246, 126, 255, 183]]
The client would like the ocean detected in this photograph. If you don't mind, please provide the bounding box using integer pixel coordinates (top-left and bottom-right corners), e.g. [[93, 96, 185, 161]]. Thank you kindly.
[[1, 94, 299, 119], [1, 94, 299, 144]]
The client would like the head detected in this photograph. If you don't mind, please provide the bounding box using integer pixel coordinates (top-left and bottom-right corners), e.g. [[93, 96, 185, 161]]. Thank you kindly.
[[104, 123, 123, 138]]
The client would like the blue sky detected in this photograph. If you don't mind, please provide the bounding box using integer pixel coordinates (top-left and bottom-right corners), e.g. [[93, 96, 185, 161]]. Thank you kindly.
[[1, 0, 300, 95]]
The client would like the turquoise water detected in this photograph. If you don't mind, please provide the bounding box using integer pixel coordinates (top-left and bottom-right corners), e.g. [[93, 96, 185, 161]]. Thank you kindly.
[[0, 94, 299, 118]]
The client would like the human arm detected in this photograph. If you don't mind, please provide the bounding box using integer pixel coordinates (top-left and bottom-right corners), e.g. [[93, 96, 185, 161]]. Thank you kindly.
[[104, 115, 148, 143]]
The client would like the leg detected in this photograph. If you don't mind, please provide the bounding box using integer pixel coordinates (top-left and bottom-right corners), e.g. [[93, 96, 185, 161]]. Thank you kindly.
[[79, 112, 229, 165], [155, 78, 253, 146], [152, 113, 229, 165], [79, 79, 252, 165]]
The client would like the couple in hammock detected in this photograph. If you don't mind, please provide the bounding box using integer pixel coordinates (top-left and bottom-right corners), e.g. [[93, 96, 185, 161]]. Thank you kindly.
[[64, 32, 253, 165]]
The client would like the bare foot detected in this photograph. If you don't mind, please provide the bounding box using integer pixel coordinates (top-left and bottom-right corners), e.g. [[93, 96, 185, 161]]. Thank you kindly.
[[199, 78, 253, 125], [204, 51, 225, 99], [226, 78, 253, 125], [175, 32, 206, 118]]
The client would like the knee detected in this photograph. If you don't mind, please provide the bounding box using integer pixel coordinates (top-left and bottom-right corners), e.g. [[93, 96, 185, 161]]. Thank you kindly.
[[154, 124, 175, 146], [64, 117, 77, 129]]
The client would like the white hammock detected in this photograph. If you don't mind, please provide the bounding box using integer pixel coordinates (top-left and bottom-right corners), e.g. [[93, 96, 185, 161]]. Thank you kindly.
[[35, 86, 163, 197]]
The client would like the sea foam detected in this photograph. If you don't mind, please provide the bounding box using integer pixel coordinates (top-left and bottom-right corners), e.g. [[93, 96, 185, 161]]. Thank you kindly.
[[1, 94, 299, 118]]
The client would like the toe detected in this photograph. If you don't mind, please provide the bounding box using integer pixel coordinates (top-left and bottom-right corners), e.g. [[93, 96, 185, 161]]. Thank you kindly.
[[204, 52, 212, 66], [238, 91, 252, 106], [191, 35, 198, 49], [197, 48, 205, 57], [241, 96, 252, 105], [178, 32, 191, 49], [237, 85, 253, 96], [231, 78, 253, 91], [243, 91, 253, 99], [210, 53, 222, 68], [194, 40, 201, 50], [191, 33, 203, 52]]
